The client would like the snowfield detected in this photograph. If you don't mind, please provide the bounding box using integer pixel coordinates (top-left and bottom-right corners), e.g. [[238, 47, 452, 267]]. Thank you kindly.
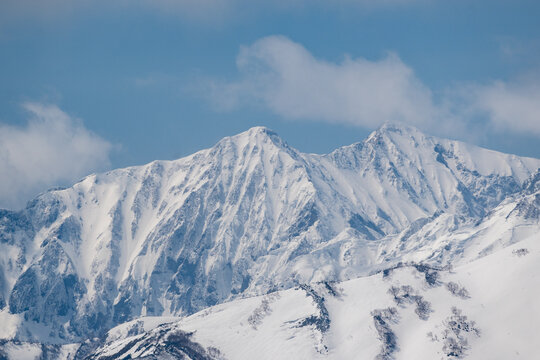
[[85, 233, 540, 360]]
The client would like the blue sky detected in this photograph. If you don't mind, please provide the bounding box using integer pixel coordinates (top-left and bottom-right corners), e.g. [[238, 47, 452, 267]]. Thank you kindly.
[[0, 0, 539, 208]]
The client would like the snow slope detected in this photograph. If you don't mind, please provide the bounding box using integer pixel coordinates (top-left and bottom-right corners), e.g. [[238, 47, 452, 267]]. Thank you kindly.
[[0, 123, 538, 347], [88, 228, 540, 360]]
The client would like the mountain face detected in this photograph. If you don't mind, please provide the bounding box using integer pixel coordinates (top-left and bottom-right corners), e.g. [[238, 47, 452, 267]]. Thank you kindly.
[[0, 124, 538, 346], [87, 227, 540, 360]]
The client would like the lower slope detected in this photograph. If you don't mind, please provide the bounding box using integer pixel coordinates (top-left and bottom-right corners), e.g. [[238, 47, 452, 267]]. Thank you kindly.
[[78, 230, 539, 360]]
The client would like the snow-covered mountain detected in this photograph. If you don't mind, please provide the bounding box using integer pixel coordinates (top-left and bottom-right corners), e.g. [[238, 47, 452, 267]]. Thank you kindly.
[[0, 123, 538, 358], [86, 228, 540, 360]]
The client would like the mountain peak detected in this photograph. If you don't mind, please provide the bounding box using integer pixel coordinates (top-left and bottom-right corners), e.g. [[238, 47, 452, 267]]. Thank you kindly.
[[215, 126, 292, 153], [238, 126, 282, 143], [245, 126, 277, 136], [374, 122, 424, 137], [361, 122, 427, 153]]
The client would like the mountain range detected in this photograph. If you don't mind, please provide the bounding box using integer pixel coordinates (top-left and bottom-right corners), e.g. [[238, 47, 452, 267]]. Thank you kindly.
[[0, 123, 538, 359]]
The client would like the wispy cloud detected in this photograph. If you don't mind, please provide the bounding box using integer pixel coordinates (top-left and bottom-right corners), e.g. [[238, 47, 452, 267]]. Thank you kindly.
[[497, 36, 540, 61], [469, 79, 540, 136], [203, 35, 540, 139], [0, 103, 113, 209]]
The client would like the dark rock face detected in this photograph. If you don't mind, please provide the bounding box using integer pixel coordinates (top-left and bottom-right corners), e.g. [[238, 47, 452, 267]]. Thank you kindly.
[[9, 268, 39, 314], [348, 213, 385, 240], [297, 284, 331, 333], [8, 240, 86, 337], [86, 324, 224, 360], [371, 307, 399, 360]]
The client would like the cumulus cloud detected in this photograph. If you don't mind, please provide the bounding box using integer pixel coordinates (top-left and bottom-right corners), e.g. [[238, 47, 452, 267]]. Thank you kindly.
[[0, 103, 112, 210], [205, 35, 539, 139], [206, 36, 450, 131], [469, 80, 540, 136]]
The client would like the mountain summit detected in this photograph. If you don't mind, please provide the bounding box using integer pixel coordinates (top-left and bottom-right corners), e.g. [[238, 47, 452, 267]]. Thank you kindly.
[[0, 124, 538, 345]]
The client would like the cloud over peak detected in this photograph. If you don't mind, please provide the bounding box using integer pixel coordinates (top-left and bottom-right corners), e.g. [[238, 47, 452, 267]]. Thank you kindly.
[[0, 103, 112, 209], [207, 36, 448, 131], [471, 80, 540, 136], [205, 35, 540, 140]]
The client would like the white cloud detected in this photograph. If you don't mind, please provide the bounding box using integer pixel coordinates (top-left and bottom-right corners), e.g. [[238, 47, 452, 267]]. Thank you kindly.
[[0, 103, 112, 210], [205, 35, 540, 140], [207, 35, 449, 130], [470, 80, 540, 136]]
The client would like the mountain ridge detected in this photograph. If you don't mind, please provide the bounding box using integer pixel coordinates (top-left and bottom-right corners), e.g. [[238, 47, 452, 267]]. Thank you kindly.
[[0, 123, 538, 346]]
